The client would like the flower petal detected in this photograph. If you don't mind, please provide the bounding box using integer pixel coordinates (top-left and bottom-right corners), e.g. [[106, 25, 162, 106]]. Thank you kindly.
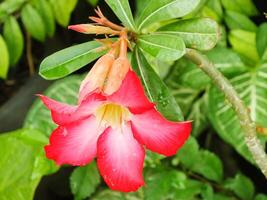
[[45, 116, 105, 166], [131, 108, 192, 156], [38, 93, 105, 125], [107, 70, 154, 113], [97, 123, 145, 192]]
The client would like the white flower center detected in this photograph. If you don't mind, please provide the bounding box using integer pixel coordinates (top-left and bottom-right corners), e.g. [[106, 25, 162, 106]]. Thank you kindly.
[[95, 103, 131, 128]]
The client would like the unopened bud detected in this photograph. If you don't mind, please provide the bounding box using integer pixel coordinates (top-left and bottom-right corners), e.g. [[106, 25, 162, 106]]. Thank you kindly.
[[68, 24, 119, 35]]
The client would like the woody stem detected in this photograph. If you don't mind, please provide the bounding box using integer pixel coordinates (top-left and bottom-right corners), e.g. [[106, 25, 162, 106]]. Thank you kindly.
[[185, 48, 267, 179]]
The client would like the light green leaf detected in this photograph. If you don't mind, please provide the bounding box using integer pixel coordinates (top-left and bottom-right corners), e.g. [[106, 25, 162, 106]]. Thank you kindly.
[[137, 34, 186, 61], [0, 129, 57, 199], [105, 0, 136, 31], [208, 64, 267, 163], [24, 75, 83, 136], [136, 0, 201, 31], [49, 0, 78, 27], [229, 29, 259, 65], [34, 0, 55, 37], [131, 47, 184, 121], [39, 41, 106, 80], [21, 4, 46, 41], [256, 23, 267, 59], [157, 18, 219, 50], [70, 162, 100, 200], [0, 0, 27, 22], [0, 34, 9, 79], [224, 174, 254, 200], [225, 11, 257, 31], [200, 0, 223, 22], [3, 16, 24, 66], [173, 179, 203, 200], [221, 0, 258, 16], [92, 189, 142, 200]]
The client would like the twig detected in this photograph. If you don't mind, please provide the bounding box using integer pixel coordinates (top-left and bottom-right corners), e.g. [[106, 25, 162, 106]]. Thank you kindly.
[[26, 31, 35, 76], [185, 49, 267, 179]]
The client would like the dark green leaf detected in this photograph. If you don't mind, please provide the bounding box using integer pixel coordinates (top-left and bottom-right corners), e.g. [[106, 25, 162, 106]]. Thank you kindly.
[[0, 34, 9, 79], [105, 0, 136, 31], [221, 0, 258, 16], [34, 0, 55, 37], [87, 0, 99, 6], [24, 75, 83, 136], [131, 47, 184, 121], [225, 11, 257, 31], [157, 18, 219, 50], [3, 16, 24, 66], [70, 162, 100, 200], [255, 194, 267, 200], [136, 0, 201, 31], [92, 189, 142, 200], [39, 41, 106, 80], [21, 4, 46, 41], [224, 174, 254, 200], [173, 179, 203, 200], [49, 0, 77, 27], [137, 34, 185, 61], [256, 23, 267, 59]]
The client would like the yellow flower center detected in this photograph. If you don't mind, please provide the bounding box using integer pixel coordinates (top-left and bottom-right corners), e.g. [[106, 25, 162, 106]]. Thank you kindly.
[[95, 103, 131, 128]]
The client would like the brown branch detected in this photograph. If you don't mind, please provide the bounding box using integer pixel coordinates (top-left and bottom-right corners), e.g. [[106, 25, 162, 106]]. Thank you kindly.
[[26, 31, 35, 76]]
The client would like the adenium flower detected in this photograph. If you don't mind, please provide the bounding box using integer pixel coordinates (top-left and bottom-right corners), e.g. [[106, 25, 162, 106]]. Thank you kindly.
[[39, 38, 192, 192]]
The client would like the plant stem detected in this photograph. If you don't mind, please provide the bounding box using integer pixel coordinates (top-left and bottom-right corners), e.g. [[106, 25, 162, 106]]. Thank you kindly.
[[26, 31, 35, 76], [185, 49, 267, 179]]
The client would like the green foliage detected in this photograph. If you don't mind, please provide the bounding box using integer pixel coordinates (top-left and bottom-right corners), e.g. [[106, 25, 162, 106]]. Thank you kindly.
[[256, 23, 267, 60], [221, 0, 258, 16], [131, 47, 184, 121], [225, 11, 257, 31], [92, 189, 142, 200], [0, 34, 9, 79], [39, 41, 106, 79], [70, 162, 100, 200], [0, 129, 57, 199], [3, 16, 24, 65], [86, 0, 99, 6]]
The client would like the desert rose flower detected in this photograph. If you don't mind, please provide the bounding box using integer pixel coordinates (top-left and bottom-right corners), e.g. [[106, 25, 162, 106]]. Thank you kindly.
[[39, 38, 192, 192]]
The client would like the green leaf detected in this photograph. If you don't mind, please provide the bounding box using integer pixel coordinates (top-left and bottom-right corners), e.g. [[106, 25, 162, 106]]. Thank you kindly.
[[137, 34, 186, 62], [86, 0, 99, 6], [21, 4, 46, 42], [0, 34, 9, 79], [24, 75, 83, 136], [221, 0, 258, 16], [92, 189, 142, 200], [225, 11, 257, 31], [256, 23, 267, 59], [200, 0, 223, 22], [3, 16, 24, 66], [136, 0, 201, 31], [70, 162, 100, 200], [49, 0, 77, 27], [105, 0, 136, 31], [208, 64, 267, 163], [131, 47, 184, 121], [255, 194, 267, 200], [224, 174, 254, 200], [39, 41, 106, 80], [34, 0, 56, 37], [229, 29, 259, 65], [173, 179, 203, 200], [157, 18, 219, 50], [0, 129, 57, 199]]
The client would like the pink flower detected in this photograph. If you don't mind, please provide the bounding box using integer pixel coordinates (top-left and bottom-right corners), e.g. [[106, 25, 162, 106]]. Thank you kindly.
[[39, 69, 191, 192]]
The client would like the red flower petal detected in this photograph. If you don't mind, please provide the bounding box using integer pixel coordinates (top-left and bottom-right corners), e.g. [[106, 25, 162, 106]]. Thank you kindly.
[[107, 70, 154, 114], [131, 108, 192, 156], [45, 116, 105, 166], [97, 124, 145, 192], [38, 93, 105, 125]]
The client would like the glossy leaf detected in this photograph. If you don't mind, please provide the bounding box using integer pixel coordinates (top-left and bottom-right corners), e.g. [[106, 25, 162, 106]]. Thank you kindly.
[[225, 11, 257, 31], [34, 0, 55, 37], [0, 129, 57, 199], [3, 16, 24, 66], [21, 4, 46, 42], [136, 0, 201, 31], [24, 75, 83, 136], [39, 41, 106, 79], [224, 174, 254, 200], [70, 162, 100, 200], [157, 18, 219, 50], [137, 34, 186, 61], [0, 34, 9, 79], [131, 47, 184, 121], [208, 64, 267, 163], [105, 0, 136, 31], [256, 23, 267, 59], [221, 0, 258, 16], [229, 29, 259, 65], [49, 0, 78, 27]]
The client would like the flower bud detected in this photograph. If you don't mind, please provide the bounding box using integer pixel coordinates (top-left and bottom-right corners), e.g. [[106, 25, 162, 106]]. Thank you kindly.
[[68, 24, 119, 35]]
